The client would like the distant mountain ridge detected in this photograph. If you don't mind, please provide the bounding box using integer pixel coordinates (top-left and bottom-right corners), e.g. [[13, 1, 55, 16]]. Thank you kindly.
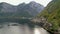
[[0, 1, 44, 17]]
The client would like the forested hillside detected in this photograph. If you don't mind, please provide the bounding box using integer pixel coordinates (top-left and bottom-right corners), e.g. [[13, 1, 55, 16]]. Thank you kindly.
[[38, 0, 60, 33]]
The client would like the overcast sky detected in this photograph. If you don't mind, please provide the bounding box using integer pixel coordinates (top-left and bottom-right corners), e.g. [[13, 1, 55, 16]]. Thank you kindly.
[[0, 0, 52, 7]]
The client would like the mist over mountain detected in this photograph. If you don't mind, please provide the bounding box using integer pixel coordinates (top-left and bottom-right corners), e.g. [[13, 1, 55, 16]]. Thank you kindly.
[[0, 1, 44, 17]]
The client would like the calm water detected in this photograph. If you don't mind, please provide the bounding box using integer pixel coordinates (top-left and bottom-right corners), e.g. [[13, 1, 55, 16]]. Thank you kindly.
[[0, 23, 49, 34]]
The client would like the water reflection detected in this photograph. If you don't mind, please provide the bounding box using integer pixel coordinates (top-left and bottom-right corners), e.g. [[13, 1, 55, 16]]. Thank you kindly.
[[0, 23, 49, 34], [34, 28, 41, 34], [0, 23, 34, 34], [34, 26, 49, 34]]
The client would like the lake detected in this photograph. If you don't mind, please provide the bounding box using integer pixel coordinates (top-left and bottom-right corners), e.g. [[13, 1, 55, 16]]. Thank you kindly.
[[0, 22, 49, 34]]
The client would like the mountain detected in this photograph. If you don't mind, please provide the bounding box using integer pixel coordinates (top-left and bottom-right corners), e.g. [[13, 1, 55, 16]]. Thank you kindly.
[[17, 1, 44, 17], [0, 2, 17, 17], [0, 2, 17, 12], [38, 0, 60, 32], [0, 1, 44, 17]]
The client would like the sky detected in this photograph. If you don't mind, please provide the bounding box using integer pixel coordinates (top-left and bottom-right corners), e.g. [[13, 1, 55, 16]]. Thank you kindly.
[[0, 0, 52, 7]]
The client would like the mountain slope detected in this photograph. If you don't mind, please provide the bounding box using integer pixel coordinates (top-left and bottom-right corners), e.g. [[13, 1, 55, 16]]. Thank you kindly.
[[0, 2, 17, 12], [38, 0, 60, 31], [0, 2, 17, 17]]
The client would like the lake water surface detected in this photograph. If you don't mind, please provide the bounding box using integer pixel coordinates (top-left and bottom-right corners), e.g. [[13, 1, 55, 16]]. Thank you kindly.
[[0, 23, 49, 34]]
